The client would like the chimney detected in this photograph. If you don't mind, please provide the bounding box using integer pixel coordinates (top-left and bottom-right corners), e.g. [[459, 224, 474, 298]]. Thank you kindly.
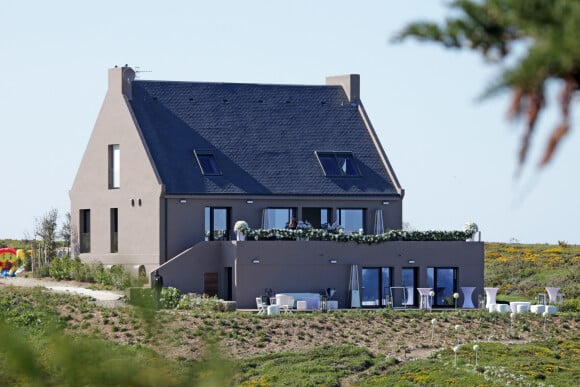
[[326, 74, 360, 103], [108, 65, 136, 99]]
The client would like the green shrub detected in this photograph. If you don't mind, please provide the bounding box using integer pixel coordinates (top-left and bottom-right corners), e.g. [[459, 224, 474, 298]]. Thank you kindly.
[[177, 293, 221, 311], [23, 255, 32, 271], [559, 298, 580, 312], [109, 264, 132, 289], [160, 287, 181, 309], [93, 263, 110, 285], [127, 287, 155, 308]]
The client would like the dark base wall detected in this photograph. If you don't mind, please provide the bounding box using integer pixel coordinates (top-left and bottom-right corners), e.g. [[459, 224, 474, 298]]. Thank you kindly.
[[155, 240, 484, 309]]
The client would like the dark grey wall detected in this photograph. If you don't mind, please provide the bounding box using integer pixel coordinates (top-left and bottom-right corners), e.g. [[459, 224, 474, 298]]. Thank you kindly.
[[163, 196, 403, 259], [157, 240, 484, 309]]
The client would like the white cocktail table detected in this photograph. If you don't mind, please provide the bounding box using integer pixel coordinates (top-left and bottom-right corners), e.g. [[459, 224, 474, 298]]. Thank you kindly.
[[484, 287, 498, 308], [461, 287, 475, 309]]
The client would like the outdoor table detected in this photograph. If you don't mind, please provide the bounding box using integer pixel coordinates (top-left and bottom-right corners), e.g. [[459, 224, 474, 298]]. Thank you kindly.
[[461, 287, 475, 308]]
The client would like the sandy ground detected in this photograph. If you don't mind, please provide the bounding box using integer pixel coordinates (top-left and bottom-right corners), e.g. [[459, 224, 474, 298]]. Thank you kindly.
[[0, 276, 126, 307]]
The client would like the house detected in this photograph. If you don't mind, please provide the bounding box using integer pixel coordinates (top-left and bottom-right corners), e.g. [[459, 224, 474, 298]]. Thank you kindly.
[[70, 66, 483, 309]]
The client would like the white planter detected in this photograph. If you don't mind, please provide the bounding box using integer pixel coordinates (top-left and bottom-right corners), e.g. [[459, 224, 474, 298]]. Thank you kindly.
[[236, 231, 245, 241]]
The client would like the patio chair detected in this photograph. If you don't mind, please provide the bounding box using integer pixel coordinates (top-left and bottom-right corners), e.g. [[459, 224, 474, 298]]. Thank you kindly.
[[275, 295, 294, 313], [256, 297, 267, 315]]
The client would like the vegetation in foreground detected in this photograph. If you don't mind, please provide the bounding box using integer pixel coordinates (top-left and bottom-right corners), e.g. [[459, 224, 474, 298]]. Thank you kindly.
[[0, 285, 578, 386], [0, 241, 578, 385]]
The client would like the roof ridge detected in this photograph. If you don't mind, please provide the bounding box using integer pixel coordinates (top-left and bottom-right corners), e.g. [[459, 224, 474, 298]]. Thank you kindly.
[[134, 79, 341, 89]]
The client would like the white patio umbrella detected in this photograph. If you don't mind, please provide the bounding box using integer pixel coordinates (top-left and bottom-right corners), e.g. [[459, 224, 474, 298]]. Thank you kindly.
[[349, 264, 361, 308]]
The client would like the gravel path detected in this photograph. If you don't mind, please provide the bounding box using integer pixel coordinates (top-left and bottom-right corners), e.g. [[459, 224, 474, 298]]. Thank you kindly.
[[0, 276, 127, 307]]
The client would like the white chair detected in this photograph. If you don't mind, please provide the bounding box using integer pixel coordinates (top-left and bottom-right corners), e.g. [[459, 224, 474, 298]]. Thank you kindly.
[[256, 297, 267, 315], [276, 295, 294, 314]]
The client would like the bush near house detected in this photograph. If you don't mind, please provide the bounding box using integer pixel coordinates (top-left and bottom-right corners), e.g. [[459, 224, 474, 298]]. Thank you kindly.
[[47, 257, 144, 289]]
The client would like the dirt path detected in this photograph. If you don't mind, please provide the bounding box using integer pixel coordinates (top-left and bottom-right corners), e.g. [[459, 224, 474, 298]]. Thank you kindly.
[[0, 276, 126, 307]]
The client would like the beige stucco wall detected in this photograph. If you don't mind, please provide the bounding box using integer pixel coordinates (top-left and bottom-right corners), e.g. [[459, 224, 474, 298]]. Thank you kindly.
[[70, 67, 163, 268]]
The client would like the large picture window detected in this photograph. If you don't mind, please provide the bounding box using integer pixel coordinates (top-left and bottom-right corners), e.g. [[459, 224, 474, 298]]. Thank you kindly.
[[261, 208, 296, 229], [337, 208, 364, 234]]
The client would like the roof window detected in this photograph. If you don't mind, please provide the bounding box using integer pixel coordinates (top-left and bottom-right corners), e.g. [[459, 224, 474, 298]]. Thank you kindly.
[[194, 151, 221, 175], [316, 152, 360, 177]]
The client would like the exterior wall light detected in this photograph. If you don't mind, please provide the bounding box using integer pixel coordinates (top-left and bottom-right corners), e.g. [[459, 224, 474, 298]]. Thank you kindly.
[[252, 258, 260, 264], [246, 200, 254, 204], [408, 259, 415, 264], [382, 201, 390, 205], [329, 259, 337, 264], [179, 199, 187, 204]]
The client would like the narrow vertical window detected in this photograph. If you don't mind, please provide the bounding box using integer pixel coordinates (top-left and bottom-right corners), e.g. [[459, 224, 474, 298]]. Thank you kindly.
[[79, 209, 91, 253], [108, 144, 120, 188], [110, 208, 118, 253]]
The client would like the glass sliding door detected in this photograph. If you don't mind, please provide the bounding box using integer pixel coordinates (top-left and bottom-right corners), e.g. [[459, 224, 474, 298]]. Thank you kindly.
[[427, 267, 457, 307], [402, 267, 417, 306], [362, 267, 392, 307]]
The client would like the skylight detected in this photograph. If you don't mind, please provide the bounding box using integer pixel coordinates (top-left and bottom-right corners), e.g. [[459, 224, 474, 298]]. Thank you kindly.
[[194, 151, 221, 175], [316, 152, 360, 177]]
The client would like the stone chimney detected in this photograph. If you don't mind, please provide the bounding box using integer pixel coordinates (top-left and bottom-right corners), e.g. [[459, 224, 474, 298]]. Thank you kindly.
[[108, 65, 136, 99], [326, 74, 360, 103]]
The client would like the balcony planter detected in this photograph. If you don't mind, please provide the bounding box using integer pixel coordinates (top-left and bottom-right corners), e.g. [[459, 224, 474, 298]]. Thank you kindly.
[[234, 220, 249, 241]]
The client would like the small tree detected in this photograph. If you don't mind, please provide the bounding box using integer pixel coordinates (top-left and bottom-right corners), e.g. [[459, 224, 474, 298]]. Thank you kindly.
[[60, 212, 71, 257], [34, 208, 59, 271]]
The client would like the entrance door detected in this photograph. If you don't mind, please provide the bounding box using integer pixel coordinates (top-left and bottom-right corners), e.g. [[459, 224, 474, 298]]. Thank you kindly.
[[204, 272, 218, 297], [402, 267, 418, 307], [362, 267, 391, 307], [205, 207, 231, 241]]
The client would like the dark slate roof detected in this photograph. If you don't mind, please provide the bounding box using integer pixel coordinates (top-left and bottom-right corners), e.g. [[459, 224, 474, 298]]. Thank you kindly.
[[129, 79, 400, 196]]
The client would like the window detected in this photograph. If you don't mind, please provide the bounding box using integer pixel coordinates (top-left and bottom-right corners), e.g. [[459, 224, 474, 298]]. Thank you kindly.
[[302, 207, 331, 229], [401, 267, 418, 306], [79, 209, 91, 253], [110, 208, 118, 253], [204, 207, 230, 241], [362, 267, 392, 307], [261, 208, 296, 229], [108, 144, 120, 189], [194, 151, 220, 175], [427, 267, 458, 307], [316, 152, 359, 176], [337, 208, 364, 234]]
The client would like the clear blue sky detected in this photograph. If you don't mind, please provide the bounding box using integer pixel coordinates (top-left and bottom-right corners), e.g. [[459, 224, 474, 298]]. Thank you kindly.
[[1, 1, 578, 244]]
